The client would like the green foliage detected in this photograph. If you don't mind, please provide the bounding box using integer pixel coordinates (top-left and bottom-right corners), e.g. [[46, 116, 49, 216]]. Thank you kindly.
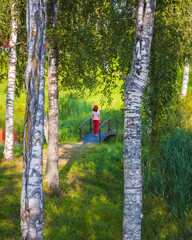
[[0, 0, 11, 44], [14, 144, 23, 158], [144, 0, 192, 143], [0, 52, 8, 84], [56, 0, 135, 96], [0, 145, 3, 160]]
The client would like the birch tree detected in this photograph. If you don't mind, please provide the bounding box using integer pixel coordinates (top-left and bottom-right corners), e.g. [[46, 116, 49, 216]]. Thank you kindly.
[[44, 0, 60, 191], [20, 0, 47, 238], [3, 1, 18, 161], [123, 1, 156, 239], [181, 58, 190, 97]]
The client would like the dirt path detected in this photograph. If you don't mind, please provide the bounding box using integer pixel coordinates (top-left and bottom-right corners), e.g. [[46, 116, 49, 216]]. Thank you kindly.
[[42, 142, 92, 171], [14, 142, 93, 171]]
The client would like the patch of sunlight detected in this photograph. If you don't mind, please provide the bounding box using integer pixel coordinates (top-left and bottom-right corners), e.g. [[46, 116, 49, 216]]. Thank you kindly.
[[4, 194, 16, 204], [91, 195, 108, 205], [86, 210, 101, 222], [69, 161, 95, 178], [0, 219, 14, 229], [50, 204, 64, 215]]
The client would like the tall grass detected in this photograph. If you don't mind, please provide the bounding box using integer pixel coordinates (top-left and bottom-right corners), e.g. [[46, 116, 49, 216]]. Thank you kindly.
[[145, 128, 192, 231]]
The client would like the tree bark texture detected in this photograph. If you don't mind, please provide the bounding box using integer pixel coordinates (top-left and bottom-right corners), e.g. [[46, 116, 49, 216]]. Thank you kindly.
[[20, 0, 47, 239], [181, 58, 189, 97], [44, 0, 59, 190], [3, 2, 18, 161], [123, 1, 156, 240]]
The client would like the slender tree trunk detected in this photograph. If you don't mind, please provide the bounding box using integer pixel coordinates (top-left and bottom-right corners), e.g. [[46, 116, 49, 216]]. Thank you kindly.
[[44, 0, 59, 191], [181, 58, 190, 97], [3, 1, 18, 161], [123, 1, 156, 240], [20, 0, 47, 239]]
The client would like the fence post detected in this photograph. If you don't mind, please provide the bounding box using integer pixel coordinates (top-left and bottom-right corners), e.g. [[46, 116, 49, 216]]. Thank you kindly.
[[108, 119, 110, 133]]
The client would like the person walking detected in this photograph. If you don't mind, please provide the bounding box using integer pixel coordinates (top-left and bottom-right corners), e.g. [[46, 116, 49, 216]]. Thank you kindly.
[[92, 105, 100, 137]]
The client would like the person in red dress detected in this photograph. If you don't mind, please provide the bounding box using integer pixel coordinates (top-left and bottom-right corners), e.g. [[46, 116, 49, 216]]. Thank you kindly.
[[92, 105, 100, 137]]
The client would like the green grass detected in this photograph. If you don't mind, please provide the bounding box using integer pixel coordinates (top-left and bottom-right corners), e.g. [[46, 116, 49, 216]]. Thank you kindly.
[[142, 192, 192, 239], [44, 143, 124, 240], [0, 143, 124, 240], [0, 163, 21, 239], [0, 141, 192, 239]]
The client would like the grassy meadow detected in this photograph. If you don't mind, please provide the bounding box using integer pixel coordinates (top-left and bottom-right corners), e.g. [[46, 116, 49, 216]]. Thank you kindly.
[[0, 68, 192, 239]]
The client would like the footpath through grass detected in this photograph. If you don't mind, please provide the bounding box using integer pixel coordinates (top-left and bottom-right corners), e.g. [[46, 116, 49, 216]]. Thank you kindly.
[[44, 143, 124, 240], [0, 143, 124, 240], [1, 141, 192, 239]]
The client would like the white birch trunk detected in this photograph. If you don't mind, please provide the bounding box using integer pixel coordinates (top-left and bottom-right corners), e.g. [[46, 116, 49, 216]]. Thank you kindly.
[[181, 58, 189, 97], [3, 2, 18, 161], [20, 0, 47, 239], [44, 0, 60, 191], [123, 1, 156, 239]]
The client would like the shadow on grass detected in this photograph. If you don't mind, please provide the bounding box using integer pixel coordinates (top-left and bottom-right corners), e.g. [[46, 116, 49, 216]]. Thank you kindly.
[[44, 142, 192, 240], [0, 163, 21, 239], [44, 144, 124, 240]]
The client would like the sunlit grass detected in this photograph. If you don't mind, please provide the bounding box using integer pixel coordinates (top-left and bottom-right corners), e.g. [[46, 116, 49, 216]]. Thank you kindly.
[[44, 143, 124, 240], [0, 162, 21, 239], [0, 141, 192, 239]]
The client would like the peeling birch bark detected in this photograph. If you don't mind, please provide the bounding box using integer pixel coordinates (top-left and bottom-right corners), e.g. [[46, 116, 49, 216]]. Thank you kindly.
[[181, 58, 190, 97], [44, 0, 60, 191], [123, 1, 156, 239], [21, 0, 47, 239], [3, 2, 18, 161]]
